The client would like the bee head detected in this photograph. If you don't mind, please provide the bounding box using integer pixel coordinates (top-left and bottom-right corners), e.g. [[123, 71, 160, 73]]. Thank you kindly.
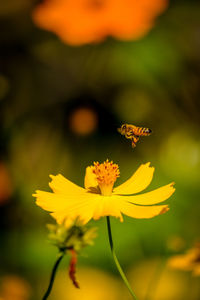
[[122, 124, 126, 130], [117, 124, 127, 134]]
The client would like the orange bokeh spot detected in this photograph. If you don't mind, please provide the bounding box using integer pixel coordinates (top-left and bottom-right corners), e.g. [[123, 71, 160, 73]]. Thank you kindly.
[[32, 0, 168, 45], [0, 275, 31, 300], [69, 107, 98, 135], [0, 162, 13, 205]]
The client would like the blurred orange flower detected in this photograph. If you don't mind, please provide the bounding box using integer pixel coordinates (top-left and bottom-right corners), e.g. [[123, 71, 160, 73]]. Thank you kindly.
[[32, 0, 168, 45], [168, 242, 200, 276]]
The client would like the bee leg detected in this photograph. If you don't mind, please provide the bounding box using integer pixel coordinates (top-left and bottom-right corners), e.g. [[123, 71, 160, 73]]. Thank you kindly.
[[125, 132, 134, 140], [131, 136, 139, 148], [131, 140, 136, 148]]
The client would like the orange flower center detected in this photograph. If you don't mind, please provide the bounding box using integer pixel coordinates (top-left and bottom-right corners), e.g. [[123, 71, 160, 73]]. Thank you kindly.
[[92, 159, 120, 196]]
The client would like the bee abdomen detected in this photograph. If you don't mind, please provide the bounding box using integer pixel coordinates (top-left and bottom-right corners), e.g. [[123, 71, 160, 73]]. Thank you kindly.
[[136, 127, 152, 136]]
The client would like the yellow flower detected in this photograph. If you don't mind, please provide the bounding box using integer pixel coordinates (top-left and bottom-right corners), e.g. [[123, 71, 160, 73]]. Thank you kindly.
[[168, 243, 200, 276], [33, 160, 175, 226]]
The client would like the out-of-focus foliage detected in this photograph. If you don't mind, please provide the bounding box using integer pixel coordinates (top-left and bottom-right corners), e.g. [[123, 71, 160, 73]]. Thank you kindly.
[[0, 0, 200, 299]]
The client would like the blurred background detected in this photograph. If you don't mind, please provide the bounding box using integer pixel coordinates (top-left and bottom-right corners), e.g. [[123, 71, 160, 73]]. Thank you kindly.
[[0, 0, 200, 299]]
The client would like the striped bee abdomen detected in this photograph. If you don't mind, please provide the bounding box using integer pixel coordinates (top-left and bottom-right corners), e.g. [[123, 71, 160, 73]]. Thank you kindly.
[[134, 127, 152, 136]]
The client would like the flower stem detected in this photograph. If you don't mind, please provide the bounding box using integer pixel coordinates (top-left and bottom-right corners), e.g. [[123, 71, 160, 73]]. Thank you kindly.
[[106, 216, 139, 300], [42, 252, 64, 300]]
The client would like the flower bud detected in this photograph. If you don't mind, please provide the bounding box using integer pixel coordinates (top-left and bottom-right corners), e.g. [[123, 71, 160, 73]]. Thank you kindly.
[[46, 222, 97, 252]]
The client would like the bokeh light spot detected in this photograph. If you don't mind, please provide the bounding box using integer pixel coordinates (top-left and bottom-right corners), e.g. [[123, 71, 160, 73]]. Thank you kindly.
[[0, 162, 13, 205], [69, 107, 98, 136], [128, 259, 188, 300], [159, 128, 200, 185], [52, 267, 122, 300], [0, 275, 31, 300]]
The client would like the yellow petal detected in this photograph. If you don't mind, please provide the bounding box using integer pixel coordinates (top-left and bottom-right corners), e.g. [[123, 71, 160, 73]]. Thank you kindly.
[[51, 195, 123, 224], [113, 162, 154, 195], [49, 174, 85, 195], [51, 197, 97, 225], [33, 189, 95, 212], [115, 183, 175, 205], [118, 200, 169, 219], [92, 196, 123, 222], [84, 166, 99, 193], [33, 191, 69, 211]]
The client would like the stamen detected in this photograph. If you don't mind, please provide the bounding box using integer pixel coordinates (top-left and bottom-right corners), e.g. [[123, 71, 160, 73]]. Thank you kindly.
[[92, 159, 120, 196]]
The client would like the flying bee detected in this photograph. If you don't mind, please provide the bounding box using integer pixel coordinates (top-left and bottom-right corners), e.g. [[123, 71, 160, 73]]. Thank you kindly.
[[118, 124, 152, 148]]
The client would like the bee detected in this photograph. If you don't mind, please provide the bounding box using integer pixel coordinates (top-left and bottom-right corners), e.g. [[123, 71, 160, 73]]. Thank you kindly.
[[118, 124, 152, 148]]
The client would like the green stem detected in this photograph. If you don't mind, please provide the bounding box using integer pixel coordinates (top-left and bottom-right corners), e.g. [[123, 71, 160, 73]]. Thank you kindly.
[[106, 216, 139, 300], [42, 253, 64, 300]]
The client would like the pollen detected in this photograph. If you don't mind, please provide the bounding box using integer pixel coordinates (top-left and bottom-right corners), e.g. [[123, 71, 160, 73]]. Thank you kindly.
[[92, 159, 120, 196]]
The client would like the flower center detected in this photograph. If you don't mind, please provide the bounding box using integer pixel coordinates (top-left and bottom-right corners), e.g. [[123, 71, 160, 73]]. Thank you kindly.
[[92, 159, 120, 196]]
